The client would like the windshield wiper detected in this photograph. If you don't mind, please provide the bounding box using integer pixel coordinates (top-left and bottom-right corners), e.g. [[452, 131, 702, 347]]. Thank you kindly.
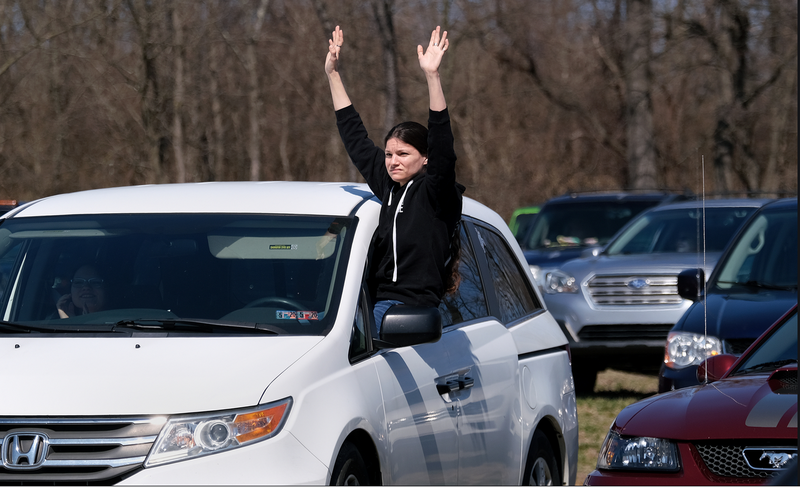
[[113, 318, 280, 334], [717, 280, 797, 291], [0, 321, 34, 333], [733, 359, 798, 376], [0, 321, 106, 334]]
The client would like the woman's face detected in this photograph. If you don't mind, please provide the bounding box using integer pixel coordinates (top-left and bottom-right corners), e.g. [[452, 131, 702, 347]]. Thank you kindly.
[[385, 138, 426, 186], [71, 265, 106, 314]]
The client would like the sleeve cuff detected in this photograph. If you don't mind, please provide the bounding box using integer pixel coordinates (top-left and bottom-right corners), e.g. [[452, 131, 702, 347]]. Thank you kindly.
[[335, 104, 356, 121], [428, 107, 450, 125]]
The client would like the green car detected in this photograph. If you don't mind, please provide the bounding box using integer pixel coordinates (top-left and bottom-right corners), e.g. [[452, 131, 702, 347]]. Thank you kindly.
[[509, 205, 540, 243]]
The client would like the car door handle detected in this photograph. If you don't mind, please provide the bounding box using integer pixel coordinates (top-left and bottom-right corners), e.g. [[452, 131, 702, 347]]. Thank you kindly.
[[436, 376, 474, 395]]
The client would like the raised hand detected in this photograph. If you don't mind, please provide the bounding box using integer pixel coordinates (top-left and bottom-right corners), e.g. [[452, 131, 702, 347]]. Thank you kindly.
[[325, 25, 344, 76], [417, 26, 449, 76]]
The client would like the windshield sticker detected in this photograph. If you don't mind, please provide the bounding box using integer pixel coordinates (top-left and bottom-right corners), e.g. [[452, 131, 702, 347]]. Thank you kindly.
[[269, 244, 297, 250], [276, 310, 320, 320]]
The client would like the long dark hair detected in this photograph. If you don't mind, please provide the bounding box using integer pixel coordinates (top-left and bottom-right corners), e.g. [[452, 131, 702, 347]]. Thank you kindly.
[[384, 121, 428, 156], [387, 121, 461, 295], [444, 223, 462, 296]]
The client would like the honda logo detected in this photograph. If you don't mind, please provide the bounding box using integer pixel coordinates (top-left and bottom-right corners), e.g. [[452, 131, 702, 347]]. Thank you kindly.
[[1, 432, 49, 470]]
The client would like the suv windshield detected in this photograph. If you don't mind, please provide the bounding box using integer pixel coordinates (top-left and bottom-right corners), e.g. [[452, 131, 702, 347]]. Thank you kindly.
[[712, 206, 798, 292], [605, 207, 756, 256], [523, 201, 656, 250], [0, 214, 353, 335]]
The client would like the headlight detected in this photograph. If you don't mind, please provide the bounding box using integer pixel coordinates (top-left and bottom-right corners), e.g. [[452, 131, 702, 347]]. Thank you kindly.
[[544, 270, 579, 293], [529, 265, 545, 289], [145, 398, 292, 467], [664, 331, 722, 369], [597, 430, 680, 472]]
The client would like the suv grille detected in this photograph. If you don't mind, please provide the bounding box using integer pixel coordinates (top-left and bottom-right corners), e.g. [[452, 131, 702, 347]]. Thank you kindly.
[[587, 274, 683, 306], [0, 417, 160, 485], [694, 441, 796, 479]]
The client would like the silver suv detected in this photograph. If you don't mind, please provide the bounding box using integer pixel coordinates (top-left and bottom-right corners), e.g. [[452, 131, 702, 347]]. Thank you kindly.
[[540, 198, 771, 392]]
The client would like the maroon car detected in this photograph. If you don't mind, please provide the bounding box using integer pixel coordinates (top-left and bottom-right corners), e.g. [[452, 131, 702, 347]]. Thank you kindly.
[[585, 305, 797, 485]]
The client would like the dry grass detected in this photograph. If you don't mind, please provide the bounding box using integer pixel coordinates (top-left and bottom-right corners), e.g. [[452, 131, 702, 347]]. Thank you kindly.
[[574, 369, 659, 485]]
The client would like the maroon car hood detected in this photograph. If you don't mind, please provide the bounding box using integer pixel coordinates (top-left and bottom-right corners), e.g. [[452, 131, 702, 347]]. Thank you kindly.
[[616, 373, 797, 440]]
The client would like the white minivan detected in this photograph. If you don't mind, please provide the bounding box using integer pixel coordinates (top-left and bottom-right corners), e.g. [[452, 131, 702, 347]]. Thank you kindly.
[[0, 182, 577, 485]]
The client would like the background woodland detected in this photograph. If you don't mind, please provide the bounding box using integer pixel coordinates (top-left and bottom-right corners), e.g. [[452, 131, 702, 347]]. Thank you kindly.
[[0, 0, 796, 220]]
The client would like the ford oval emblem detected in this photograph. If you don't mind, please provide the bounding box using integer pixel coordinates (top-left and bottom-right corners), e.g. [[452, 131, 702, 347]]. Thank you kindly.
[[627, 279, 650, 289]]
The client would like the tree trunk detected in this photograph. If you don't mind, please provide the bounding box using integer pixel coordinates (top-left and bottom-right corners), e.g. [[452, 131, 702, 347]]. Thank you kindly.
[[372, 0, 399, 134], [624, 0, 658, 190], [172, 3, 186, 183], [246, 0, 270, 181]]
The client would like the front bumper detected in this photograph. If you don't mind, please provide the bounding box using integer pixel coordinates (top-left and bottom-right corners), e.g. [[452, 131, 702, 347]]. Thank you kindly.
[[545, 292, 689, 372], [119, 431, 328, 485], [658, 363, 702, 392], [585, 441, 785, 485]]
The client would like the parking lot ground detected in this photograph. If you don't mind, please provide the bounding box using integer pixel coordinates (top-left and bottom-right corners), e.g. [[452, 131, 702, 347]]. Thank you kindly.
[[576, 369, 659, 485]]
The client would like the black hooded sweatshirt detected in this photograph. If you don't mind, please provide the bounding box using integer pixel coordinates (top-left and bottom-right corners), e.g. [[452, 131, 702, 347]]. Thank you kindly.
[[336, 104, 464, 308]]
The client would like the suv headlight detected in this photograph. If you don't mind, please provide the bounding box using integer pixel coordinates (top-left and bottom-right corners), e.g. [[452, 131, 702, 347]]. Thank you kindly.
[[597, 430, 680, 472], [664, 332, 722, 369], [544, 270, 579, 293], [145, 398, 292, 467]]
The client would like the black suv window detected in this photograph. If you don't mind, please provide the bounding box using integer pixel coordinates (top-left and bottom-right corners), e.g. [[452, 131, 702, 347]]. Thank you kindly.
[[475, 225, 542, 324], [439, 222, 489, 326], [522, 200, 661, 250]]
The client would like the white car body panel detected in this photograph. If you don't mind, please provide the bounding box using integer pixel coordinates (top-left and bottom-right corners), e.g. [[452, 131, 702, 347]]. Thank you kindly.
[[0, 182, 577, 485], [0, 336, 322, 416]]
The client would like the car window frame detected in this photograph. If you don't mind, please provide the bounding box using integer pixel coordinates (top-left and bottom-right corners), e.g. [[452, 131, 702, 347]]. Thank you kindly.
[[465, 218, 545, 327]]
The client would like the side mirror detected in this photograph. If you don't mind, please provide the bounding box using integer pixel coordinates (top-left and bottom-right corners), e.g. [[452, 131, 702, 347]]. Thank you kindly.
[[373, 305, 442, 349], [580, 247, 602, 259], [677, 268, 705, 302], [697, 354, 738, 384]]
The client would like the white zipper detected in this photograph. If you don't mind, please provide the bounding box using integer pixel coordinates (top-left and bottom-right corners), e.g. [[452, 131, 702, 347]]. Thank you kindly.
[[391, 180, 412, 282]]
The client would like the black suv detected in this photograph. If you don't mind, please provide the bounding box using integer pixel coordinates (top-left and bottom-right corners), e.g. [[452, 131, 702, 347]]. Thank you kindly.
[[0, 200, 19, 216], [519, 192, 687, 288]]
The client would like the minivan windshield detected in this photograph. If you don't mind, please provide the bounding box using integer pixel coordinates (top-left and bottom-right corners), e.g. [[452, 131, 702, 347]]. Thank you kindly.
[[0, 214, 353, 335], [605, 206, 757, 256], [713, 206, 798, 292], [523, 201, 657, 250]]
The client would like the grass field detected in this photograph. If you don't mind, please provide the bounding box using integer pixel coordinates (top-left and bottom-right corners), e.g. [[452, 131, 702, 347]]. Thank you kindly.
[[574, 369, 660, 485]]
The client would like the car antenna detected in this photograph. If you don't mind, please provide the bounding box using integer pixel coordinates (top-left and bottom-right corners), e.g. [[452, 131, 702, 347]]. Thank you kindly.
[[701, 155, 708, 384]]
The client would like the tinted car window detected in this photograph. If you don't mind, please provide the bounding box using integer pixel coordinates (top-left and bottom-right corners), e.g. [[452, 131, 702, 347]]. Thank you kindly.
[[606, 207, 757, 255], [0, 214, 353, 335], [475, 225, 542, 323], [523, 201, 657, 250], [439, 223, 489, 326], [732, 311, 797, 375], [714, 207, 798, 290]]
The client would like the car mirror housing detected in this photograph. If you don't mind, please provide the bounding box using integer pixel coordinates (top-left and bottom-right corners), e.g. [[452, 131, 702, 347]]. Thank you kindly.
[[696, 353, 737, 383], [580, 246, 602, 259], [677, 268, 705, 301], [373, 305, 442, 349]]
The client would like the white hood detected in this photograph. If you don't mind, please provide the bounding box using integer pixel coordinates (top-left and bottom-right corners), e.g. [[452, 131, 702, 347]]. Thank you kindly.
[[0, 335, 323, 416]]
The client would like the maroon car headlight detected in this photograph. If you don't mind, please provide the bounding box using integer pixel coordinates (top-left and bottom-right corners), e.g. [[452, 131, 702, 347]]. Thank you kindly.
[[597, 430, 680, 472]]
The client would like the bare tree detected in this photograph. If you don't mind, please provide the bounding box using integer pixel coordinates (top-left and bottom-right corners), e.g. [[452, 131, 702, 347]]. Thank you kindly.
[[625, 0, 658, 189]]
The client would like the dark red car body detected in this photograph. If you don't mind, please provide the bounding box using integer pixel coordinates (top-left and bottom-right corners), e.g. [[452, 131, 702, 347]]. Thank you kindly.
[[585, 306, 798, 485]]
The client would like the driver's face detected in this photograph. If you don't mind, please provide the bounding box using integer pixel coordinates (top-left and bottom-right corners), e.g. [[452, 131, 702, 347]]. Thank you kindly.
[[71, 265, 106, 314]]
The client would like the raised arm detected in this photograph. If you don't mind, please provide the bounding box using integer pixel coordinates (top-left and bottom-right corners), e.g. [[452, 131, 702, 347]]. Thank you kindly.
[[417, 26, 449, 112], [325, 25, 352, 111]]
